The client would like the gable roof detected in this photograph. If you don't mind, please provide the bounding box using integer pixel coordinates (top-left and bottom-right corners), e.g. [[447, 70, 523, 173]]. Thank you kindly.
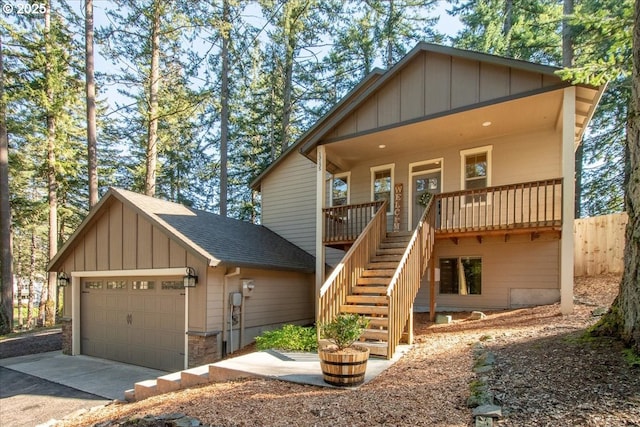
[[48, 188, 315, 273], [251, 42, 605, 189]]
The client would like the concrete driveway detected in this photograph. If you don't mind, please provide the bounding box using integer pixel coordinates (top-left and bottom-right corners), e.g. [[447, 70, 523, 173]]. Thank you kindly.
[[0, 351, 167, 426]]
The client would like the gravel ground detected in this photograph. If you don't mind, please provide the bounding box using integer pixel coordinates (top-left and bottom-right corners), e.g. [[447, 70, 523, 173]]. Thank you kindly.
[[6, 275, 640, 427], [0, 328, 62, 359]]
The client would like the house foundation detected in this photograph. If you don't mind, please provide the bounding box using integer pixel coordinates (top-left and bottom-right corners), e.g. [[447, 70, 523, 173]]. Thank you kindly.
[[187, 331, 220, 368]]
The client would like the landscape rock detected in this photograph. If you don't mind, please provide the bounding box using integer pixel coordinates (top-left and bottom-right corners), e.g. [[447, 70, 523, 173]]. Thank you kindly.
[[470, 311, 487, 320], [473, 404, 502, 418]]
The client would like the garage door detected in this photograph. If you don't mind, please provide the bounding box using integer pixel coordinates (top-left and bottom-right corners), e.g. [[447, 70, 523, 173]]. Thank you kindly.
[[81, 277, 185, 371]]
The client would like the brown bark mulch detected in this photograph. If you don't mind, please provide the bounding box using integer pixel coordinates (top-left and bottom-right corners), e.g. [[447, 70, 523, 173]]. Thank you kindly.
[[44, 275, 640, 426]]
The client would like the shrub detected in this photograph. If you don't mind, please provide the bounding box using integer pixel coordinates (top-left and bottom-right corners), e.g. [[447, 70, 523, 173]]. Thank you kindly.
[[255, 324, 318, 352], [319, 313, 369, 350]]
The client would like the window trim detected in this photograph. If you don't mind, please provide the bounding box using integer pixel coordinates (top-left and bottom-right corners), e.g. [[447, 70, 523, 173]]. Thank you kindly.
[[460, 145, 492, 191], [330, 172, 351, 207], [408, 158, 443, 230], [370, 163, 395, 213]]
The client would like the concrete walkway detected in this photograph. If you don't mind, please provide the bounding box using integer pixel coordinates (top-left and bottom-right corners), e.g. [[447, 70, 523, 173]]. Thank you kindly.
[[212, 345, 411, 388], [0, 351, 167, 401]]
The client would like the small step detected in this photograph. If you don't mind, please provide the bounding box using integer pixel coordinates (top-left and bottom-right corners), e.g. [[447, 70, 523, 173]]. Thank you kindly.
[[362, 269, 395, 277], [124, 389, 135, 402], [181, 365, 210, 387], [134, 379, 159, 401], [352, 285, 387, 295], [157, 371, 182, 394], [346, 294, 388, 304], [340, 304, 388, 316], [357, 276, 390, 286], [361, 328, 388, 341]]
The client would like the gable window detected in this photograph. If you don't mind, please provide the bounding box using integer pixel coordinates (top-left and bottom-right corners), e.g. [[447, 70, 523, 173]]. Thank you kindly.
[[371, 164, 394, 213], [331, 173, 350, 206], [439, 257, 482, 295], [460, 146, 492, 203]]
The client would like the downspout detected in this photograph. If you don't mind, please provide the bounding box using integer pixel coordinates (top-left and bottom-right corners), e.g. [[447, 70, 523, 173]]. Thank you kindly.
[[224, 268, 240, 355]]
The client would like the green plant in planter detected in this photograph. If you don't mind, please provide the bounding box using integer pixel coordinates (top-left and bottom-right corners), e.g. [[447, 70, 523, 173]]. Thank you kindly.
[[319, 313, 369, 350]]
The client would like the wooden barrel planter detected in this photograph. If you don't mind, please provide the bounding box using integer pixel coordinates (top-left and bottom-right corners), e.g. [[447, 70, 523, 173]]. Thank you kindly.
[[319, 346, 370, 387]]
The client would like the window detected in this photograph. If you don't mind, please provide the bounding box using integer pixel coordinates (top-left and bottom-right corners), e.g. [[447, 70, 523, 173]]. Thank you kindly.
[[460, 146, 492, 203], [331, 173, 350, 206], [107, 280, 127, 290], [84, 281, 103, 289], [162, 280, 184, 290], [371, 164, 394, 213], [439, 257, 482, 295], [132, 281, 155, 290]]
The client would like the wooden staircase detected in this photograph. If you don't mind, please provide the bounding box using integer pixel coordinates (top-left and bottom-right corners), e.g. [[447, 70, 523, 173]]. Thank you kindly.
[[340, 231, 412, 357]]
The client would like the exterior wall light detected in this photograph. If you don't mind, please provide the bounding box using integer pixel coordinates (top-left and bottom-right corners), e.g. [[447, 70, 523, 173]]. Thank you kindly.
[[58, 272, 70, 287], [183, 267, 198, 288]]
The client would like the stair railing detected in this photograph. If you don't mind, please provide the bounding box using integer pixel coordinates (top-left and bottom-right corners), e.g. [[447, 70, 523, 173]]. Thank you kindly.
[[386, 198, 436, 358], [318, 201, 387, 329]]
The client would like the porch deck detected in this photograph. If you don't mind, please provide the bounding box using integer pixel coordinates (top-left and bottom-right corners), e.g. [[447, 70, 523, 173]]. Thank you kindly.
[[323, 178, 563, 247]]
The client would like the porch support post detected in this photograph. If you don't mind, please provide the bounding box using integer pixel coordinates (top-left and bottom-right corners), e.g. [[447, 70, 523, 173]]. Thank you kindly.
[[315, 145, 326, 319], [560, 86, 575, 315], [429, 246, 436, 322]]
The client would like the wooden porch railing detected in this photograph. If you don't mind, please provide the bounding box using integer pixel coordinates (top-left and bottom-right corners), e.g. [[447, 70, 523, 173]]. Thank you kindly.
[[318, 201, 388, 328], [323, 201, 385, 245], [386, 198, 436, 358], [435, 178, 563, 235]]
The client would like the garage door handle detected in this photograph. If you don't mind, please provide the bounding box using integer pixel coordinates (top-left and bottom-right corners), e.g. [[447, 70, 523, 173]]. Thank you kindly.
[[127, 314, 132, 325]]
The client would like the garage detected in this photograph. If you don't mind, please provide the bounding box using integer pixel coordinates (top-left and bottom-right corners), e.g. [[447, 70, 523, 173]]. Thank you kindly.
[[80, 276, 185, 372], [49, 188, 315, 371]]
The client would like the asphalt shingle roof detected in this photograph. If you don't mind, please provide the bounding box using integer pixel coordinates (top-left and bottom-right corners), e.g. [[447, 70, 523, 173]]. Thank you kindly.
[[114, 188, 315, 273]]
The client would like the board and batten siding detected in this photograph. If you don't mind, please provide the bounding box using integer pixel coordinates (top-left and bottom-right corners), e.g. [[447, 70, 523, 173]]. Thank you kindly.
[[58, 199, 197, 273], [414, 234, 560, 311], [261, 152, 317, 256], [331, 51, 561, 140]]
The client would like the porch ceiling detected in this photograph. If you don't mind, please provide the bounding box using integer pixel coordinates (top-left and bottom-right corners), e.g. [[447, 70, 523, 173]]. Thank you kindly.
[[312, 86, 601, 173]]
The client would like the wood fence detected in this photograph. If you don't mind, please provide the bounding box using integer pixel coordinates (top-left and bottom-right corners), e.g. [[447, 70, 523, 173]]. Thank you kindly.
[[574, 212, 628, 276]]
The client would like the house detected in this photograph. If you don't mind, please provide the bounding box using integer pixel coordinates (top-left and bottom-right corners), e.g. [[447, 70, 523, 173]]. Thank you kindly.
[[250, 42, 605, 358], [47, 188, 315, 371], [48, 42, 605, 370]]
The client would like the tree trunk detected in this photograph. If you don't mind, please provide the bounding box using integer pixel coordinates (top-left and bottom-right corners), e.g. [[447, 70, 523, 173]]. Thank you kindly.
[[27, 229, 35, 329], [219, 0, 230, 217], [45, 1, 57, 327], [86, 0, 99, 208], [594, 0, 640, 354], [0, 31, 13, 334], [145, 0, 161, 197]]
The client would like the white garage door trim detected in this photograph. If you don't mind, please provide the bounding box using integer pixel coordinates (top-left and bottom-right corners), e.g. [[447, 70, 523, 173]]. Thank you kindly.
[[71, 268, 189, 369]]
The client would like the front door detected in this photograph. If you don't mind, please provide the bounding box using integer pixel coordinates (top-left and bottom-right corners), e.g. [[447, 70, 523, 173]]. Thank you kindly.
[[413, 172, 441, 227]]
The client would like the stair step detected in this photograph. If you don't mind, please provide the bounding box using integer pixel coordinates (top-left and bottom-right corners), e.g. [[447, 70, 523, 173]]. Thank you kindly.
[[367, 261, 399, 270], [371, 254, 402, 262], [156, 372, 182, 394], [357, 277, 390, 286], [134, 379, 159, 401], [377, 248, 405, 256], [352, 285, 387, 295], [181, 365, 210, 387], [340, 304, 388, 315], [346, 295, 388, 304], [362, 269, 396, 277], [365, 317, 389, 328], [357, 341, 389, 357], [379, 241, 407, 249], [386, 231, 412, 238], [361, 328, 388, 341]]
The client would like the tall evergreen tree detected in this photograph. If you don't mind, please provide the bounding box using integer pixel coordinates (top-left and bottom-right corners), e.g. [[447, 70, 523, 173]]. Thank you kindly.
[[0, 33, 12, 333]]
